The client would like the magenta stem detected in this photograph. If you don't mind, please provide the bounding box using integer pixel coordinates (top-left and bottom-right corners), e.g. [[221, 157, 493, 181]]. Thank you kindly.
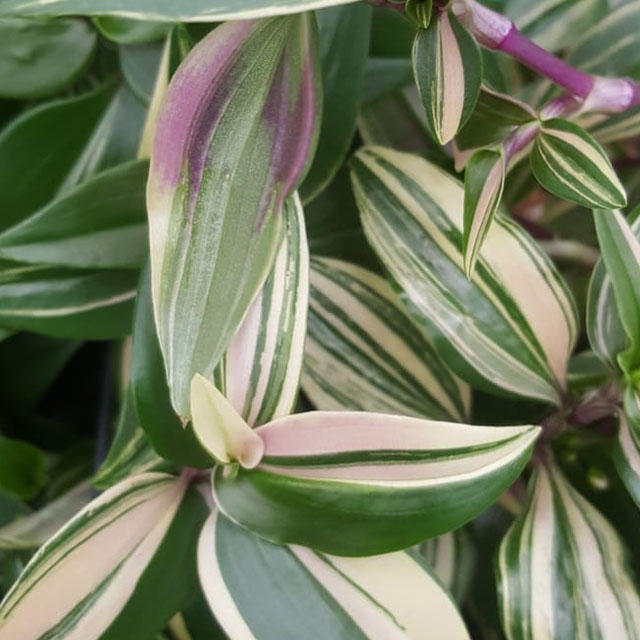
[[499, 28, 594, 98]]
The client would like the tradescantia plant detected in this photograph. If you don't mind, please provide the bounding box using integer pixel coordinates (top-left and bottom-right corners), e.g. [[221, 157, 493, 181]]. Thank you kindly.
[[3, 0, 640, 639]]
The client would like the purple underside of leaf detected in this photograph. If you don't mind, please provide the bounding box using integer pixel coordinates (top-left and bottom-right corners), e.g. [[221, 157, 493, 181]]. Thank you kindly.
[[151, 20, 256, 201], [258, 37, 318, 228]]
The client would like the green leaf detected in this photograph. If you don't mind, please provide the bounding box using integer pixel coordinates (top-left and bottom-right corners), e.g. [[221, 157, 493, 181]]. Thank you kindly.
[[613, 386, 640, 511], [0, 0, 361, 20], [412, 11, 482, 145], [0, 17, 96, 99], [568, 0, 640, 76], [506, 0, 606, 52], [588, 104, 640, 145], [217, 194, 309, 427], [0, 481, 91, 549], [463, 148, 505, 277], [198, 510, 470, 639], [351, 146, 578, 405], [0, 333, 79, 410], [0, 261, 137, 339], [406, 0, 433, 29], [531, 118, 627, 210], [119, 41, 166, 104], [299, 3, 370, 202], [414, 528, 476, 604], [497, 458, 640, 639], [586, 213, 640, 370], [593, 208, 640, 376], [357, 86, 435, 157], [0, 437, 47, 500], [213, 410, 539, 556], [130, 265, 213, 469], [93, 16, 169, 44], [455, 86, 536, 152], [303, 257, 471, 421], [147, 15, 320, 415], [0, 160, 148, 270], [0, 473, 208, 640], [92, 390, 166, 490]]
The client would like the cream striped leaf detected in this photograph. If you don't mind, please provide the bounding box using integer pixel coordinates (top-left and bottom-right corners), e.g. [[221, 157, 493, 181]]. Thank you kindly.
[[351, 146, 577, 405], [0, 0, 360, 21], [198, 510, 470, 640], [412, 11, 482, 145], [497, 459, 640, 640], [613, 386, 640, 510], [463, 148, 506, 277], [147, 15, 320, 416], [413, 528, 475, 604], [0, 481, 91, 550], [213, 409, 540, 556], [589, 104, 640, 145], [216, 194, 308, 427], [587, 210, 640, 371], [531, 118, 627, 210], [567, 1, 640, 76], [0, 473, 208, 640], [302, 256, 470, 422], [593, 209, 640, 376]]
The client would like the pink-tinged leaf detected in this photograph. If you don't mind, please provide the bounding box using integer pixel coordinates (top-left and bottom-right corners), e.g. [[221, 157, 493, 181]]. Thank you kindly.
[[147, 15, 321, 415], [463, 149, 506, 277]]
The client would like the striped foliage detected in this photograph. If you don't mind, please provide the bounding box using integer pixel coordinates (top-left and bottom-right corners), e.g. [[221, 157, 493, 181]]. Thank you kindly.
[[456, 86, 536, 152], [197, 510, 470, 639], [302, 256, 470, 422], [613, 386, 640, 510], [568, 0, 640, 76], [593, 209, 640, 376], [147, 16, 320, 415], [0, 473, 208, 640], [497, 459, 640, 640], [0, 0, 361, 21], [0, 259, 137, 339], [412, 10, 482, 145], [213, 408, 539, 556], [589, 104, 640, 145], [413, 528, 476, 604], [216, 194, 308, 427], [463, 149, 506, 277], [351, 146, 577, 405], [92, 390, 165, 490], [0, 481, 91, 550], [506, 0, 606, 52], [531, 118, 626, 210]]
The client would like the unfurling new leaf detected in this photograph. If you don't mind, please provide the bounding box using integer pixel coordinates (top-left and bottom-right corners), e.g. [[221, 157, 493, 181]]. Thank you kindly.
[[147, 15, 320, 415]]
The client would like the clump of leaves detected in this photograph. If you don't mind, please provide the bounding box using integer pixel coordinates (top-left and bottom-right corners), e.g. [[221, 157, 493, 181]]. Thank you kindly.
[[0, 0, 640, 638]]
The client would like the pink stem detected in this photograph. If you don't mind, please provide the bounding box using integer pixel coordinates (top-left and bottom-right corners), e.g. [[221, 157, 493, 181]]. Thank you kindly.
[[500, 29, 593, 98]]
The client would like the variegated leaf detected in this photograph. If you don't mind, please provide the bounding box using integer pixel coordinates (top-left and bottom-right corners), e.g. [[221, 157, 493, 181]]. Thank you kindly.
[[614, 386, 640, 510], [456, 85, 536, 152], [0, 0, 361, 21], [216, 194, 308, 427], [198, 510, 470, 639], [93, 390, 166, 490], [506, 0, 606, 52], [463, 148, 505, 277], [593, 208, 640, 376], [568, 0, 640, 77], [147, 16, 320, 415], [351, 146, 577, 405], [589, 104, 640, 145], [497, 459, 640, 640], [412, 10, 482, 145], [212, 407, 539, 556], [413, 528, 476, 604], [0, 481, 91, 550], [0, 473, 207, 640], [531, 118, 626, 210], [302, 256, 471, 421]]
